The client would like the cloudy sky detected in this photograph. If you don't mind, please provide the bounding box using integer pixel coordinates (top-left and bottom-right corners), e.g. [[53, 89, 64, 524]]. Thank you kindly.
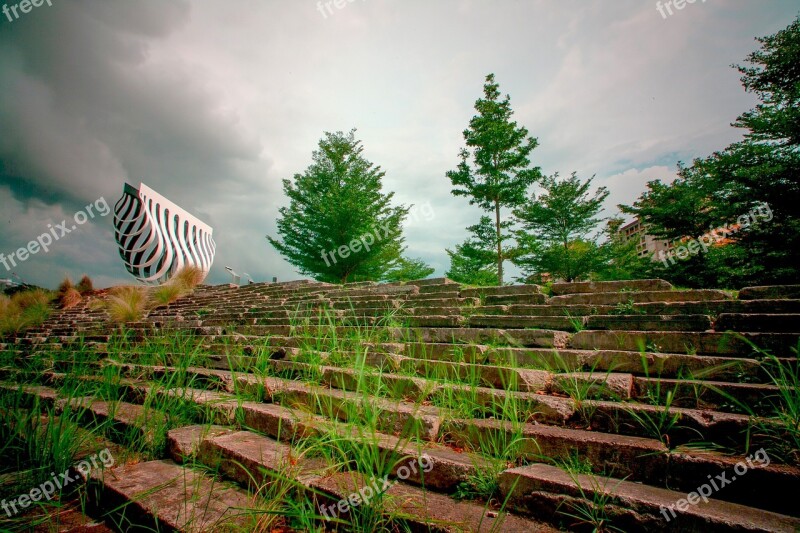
[[0, 0, 796, 288]]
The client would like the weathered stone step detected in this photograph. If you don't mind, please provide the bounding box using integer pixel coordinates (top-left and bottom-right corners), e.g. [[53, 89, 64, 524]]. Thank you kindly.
[[461, 284, 544, 298], [395, 327, 571, 348], [550, 289, 731, 306], [401, 343, 767, 381], [716, 313, 800, 333], [634, 377, 779, 415], [584, 399, 754, 450], [586, 314, 712, 332], [570, 330, 799, 356], [314, 470, 555, 532], [441, 417, 800, 515], [88, 459, 257, 531], [467, 315, 579, 331], [499, 463, 800, 532], [551, 279, 673, 295], [739, 285, 800, 300]]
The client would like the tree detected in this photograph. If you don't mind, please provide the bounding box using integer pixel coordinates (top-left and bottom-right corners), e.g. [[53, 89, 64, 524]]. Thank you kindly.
[[447, 74, 542, 284], [445, 217, 501, 286], [622, 16, 800, 285], [513, 172, 608, 282], [383, 256, 435, 282], [267, 130, 409, 283]]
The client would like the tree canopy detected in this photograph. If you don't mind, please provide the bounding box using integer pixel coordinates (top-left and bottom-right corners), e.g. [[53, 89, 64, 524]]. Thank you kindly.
[[267, 130, 409, 283]]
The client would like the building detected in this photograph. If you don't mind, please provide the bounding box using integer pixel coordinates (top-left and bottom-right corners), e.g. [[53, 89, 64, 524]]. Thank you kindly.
[[618, 218, 673, 259], [113, 183, 216, 284]]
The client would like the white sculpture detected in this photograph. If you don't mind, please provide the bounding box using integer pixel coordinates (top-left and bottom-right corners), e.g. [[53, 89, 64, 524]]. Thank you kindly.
[[113, 182, 216, 284]]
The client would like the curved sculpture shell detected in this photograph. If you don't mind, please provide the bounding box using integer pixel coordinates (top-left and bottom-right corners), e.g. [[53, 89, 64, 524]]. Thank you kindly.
[[113, 182, 216, 284]]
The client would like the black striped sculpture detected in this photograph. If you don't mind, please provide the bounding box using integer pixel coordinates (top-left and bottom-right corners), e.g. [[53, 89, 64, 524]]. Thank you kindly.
[[113, 182, 216, 284]]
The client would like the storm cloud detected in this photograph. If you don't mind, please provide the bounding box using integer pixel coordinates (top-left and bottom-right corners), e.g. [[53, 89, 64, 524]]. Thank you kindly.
[[0, 0, 796, 287]]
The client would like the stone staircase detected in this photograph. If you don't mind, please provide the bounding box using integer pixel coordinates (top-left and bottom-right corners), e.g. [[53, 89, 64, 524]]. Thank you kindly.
[[1, 278, 799, 532]]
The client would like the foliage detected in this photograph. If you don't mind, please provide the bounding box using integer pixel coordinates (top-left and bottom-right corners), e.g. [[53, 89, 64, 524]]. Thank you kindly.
[[445, 216, 501, 286], [622, 16, 800, 286], [268, 130, 409, 283], [594, 217, 654, 281], [382, 256, 434, 282], [107, 286, 149, 324], [0, 289, 52, 336], [513, 172, 608, 282], [75, 275, 94, 294], [446, 73, 542, 284]]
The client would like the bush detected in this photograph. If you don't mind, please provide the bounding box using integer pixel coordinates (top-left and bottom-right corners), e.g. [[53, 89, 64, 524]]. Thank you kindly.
[[171, 266, 205, 292], [0, 289, 52, 336], [60, 288, 82, 309], [75, 275, 94, 294], [107, 286, 149, 324]]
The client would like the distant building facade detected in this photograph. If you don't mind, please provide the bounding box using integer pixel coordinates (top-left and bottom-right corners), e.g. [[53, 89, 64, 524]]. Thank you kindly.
[[618, 218, 673, 259]]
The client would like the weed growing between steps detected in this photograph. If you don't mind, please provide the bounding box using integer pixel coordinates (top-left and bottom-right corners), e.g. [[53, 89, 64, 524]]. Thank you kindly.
[[2, 281, 800, 531]]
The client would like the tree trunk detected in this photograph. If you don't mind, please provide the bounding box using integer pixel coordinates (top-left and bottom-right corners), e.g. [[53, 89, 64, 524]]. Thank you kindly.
[[495, 199, 503, 285]]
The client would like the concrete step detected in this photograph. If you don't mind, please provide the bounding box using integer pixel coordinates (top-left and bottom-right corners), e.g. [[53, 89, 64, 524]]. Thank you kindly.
[[499, 463, 800, 532], [88, 459, 257, 531], [739, 285, 800, 300], [550, 289, 731, 306], [569, 330, 800, 356], [551, 279, 673, 295], [716, 313, 800, 333]]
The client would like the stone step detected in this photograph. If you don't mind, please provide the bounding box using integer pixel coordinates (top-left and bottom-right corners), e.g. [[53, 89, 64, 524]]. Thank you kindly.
[[461, 284, 544, 298], [442, 417, 800, 515], [549, 289, 731, 306], [467, 315, 579, 330], [716, 313, 800, 333], [739, 285, 800, 300], [499, 463, 800, 532], [401, 343, 768, 381], [634, 377, 779, 415], [551, 279, 673, 295], [88, 459, 257, 531], [484, 293, 547, 305], [570, 330, 800, 356], [586, 314, 713, 332]]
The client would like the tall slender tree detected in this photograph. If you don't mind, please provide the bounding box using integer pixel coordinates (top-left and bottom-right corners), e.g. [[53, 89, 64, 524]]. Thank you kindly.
[[268, 130, 409, 283], [447, 74, 542, 284]]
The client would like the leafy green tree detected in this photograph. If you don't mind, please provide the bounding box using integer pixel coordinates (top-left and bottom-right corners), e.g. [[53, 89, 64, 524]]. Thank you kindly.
[[447, 74, 542, 284], [267, 130, 409, 283], [622, 16, 800, 285], [513, 172, 608, 282], [383, 256, 435, 282], [445, 217, 501, 286]]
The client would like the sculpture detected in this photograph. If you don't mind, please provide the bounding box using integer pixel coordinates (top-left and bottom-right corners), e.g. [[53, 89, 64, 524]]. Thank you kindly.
[[113, 182, 215, 284]]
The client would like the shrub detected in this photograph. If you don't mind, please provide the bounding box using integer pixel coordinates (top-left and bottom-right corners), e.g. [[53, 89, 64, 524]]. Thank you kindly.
[[60, 288, 82, 309], [57, 277, 73, 294], [151, 283, 183, 306], [75, 275, 94, 294], [171, 266, 205, 292], [0, 289, 52, 336], [107, 286, 149, 324]]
